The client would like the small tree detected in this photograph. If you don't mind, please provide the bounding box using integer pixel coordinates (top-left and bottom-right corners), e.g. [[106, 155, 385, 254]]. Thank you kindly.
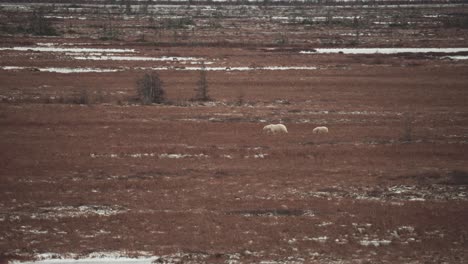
[[100, 11, 120, 40], [136, 72, 165, 104], [352, 15, 361, 46], [28, 7, 58, 36], [123, 0, 132, 14], [193, 62, 211, 101]]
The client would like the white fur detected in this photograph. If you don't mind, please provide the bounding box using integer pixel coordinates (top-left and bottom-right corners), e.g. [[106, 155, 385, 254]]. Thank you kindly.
[[263, 124, 288, 134], [313, 126, 329, 134]]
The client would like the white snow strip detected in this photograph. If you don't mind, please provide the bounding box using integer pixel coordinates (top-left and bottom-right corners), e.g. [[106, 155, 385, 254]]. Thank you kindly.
[[43, 67, 121, 73], [445, 56, 468, 60], [65, 52, 108, 56], [12, 252, 156, 264], [140, 66, 318, 71], [12, 252, 209, 264], [0, 47, 135, 53], [73, 56, 204, 61], [409, 197, 426, 201], [1, 66, 121, 73], [2, 65, 317, 73], [90, 153, 209, 159], [300, 48, 468, 54], [44, 15, 87, 20], [13, 258, 156, 264]]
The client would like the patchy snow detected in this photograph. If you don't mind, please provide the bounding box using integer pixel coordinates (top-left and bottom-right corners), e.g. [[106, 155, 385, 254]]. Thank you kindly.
[[304, 236, 328, 243], [28, 205, 127, 220], [398, 226, 415, 233], [36, 43, 60, 47], [317, 221, 333, 227], [90, 152, 208, 159], [222, 154, 233, 159], [90, 153, 119, 158], [159, 153, 209, 159], [244, 153, 268, 159], [65, 52, 109, 56], [271, 16, 289, 20], [286, 184, 468, 202], [334, 237, 349, 245], [272, 16, 358, 21], [129, 153, 155, 158], [300, 48, 468, 54], [359, 239, 392, 247], [14, 226, 49, 235]]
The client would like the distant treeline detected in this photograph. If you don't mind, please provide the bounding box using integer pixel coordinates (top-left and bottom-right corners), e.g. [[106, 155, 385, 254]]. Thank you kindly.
[[2, 0, 467, 6]]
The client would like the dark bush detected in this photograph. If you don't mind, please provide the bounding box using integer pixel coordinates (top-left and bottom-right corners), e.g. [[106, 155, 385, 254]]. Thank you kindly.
[[136, 72, 166, 105], [192, 63, 211, 102]]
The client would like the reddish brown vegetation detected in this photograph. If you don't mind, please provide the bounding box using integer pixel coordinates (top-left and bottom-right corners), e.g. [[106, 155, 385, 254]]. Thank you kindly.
[[0, 1, 467, 263]]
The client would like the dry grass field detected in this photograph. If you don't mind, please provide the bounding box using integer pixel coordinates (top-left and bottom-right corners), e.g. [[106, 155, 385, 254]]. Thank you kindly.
[[0, 1, 467, 263]]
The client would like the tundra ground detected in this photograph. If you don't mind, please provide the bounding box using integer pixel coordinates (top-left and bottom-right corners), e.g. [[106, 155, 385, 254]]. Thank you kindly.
[[1, 1, 467, 263]]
